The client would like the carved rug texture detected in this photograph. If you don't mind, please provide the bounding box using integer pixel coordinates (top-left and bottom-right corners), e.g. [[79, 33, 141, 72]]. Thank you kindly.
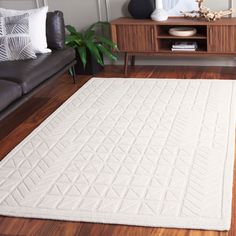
[[1, 78, 236, 230]]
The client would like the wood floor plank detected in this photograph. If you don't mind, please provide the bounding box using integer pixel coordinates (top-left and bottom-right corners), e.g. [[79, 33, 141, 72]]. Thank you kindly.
[[0, 65, 235, 236], [78, 223, 105, 236], [102, 225, 160, 236], [19, 220, 82, 236], [0, 217, 26, 235]]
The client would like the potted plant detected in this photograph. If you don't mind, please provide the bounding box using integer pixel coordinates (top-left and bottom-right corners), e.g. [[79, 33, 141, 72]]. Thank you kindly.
[[65, 22, 118, 75]]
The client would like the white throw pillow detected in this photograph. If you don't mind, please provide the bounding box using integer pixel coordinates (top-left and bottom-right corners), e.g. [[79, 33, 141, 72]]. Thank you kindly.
[[0, 7, 51, 54], [0, 14, 36, 61]]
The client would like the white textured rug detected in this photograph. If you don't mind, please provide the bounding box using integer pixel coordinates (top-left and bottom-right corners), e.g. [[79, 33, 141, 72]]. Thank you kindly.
[[0, 78, 236, 231]]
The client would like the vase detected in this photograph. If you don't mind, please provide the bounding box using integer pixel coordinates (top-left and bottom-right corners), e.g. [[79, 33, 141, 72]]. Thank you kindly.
[[151, 0, 168, 21], [128, 0, 155, 19]]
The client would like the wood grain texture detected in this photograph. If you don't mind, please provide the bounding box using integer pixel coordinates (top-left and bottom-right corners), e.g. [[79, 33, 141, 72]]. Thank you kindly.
[[208, 26, 236, 53], [111, 17, 236, 26], [116, 25, 156, 52], [0, 65, 235, 236], [111, 18, 236, 74], [111, 17, 236, 56], [111, 24, 118, 46]]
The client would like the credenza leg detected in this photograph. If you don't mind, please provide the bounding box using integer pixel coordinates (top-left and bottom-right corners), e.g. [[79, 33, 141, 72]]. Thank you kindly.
[[124, 52, 129, 76], [131, 55, 135, 67]]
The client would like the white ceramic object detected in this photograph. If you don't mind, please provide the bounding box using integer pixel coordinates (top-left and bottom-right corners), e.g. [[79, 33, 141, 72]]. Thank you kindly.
[[169, 27, 197, 37], [164, 0, 198, 17], [151, 0, 168, 22]]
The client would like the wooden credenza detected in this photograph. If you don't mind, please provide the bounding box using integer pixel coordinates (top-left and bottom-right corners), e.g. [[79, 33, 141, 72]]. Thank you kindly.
[[110, 17, 236, 74]]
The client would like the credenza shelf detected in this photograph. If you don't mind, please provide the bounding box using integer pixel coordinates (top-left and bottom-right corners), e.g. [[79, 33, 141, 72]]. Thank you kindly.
[[110, 17, 236, 75], [158, 49, 207, 53], [157, 34, 207, 39]]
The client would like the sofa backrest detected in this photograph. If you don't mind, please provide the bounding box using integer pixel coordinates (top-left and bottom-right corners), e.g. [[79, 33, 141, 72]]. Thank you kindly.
[[46, 11, 65, 50]]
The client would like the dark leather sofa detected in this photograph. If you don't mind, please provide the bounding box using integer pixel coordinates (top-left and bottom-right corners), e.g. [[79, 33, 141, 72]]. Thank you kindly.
[[0, 11, 76, 121]]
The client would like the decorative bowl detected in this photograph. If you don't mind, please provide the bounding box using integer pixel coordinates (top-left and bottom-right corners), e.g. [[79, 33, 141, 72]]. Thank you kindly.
[[169, 27, 197, 37]]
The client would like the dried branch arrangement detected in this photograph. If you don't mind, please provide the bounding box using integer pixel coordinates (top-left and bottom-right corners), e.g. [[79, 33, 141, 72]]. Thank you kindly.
[[181, 0, 236, 21]]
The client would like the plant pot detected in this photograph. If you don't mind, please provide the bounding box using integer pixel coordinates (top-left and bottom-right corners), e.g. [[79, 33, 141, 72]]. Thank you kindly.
[[128, 0, 155, 19], [74, 51, 104, 75]]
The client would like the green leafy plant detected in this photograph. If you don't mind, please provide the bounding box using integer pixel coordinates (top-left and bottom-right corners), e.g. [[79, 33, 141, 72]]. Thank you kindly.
[[65, 22, 119, 68]]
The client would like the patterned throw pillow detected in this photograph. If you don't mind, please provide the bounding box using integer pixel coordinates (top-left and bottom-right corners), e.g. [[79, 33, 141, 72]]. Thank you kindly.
[[0, 13, 36, 61]]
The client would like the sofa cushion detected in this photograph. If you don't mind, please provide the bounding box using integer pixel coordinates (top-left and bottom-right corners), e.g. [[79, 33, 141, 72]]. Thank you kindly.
[[0, 80, 22, 111], [0, 47, 75, 94]]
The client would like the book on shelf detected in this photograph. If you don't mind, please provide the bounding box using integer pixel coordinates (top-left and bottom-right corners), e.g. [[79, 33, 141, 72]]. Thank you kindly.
[[172, 42, 198, 50], [171, 48, 197, 52]]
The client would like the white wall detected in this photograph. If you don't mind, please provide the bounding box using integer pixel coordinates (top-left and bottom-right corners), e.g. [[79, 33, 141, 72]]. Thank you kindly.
[[1, 0, 236, 67]]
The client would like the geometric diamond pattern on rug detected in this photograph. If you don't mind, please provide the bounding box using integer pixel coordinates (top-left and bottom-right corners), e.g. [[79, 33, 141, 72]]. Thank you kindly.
[[0, 78, 235, 231]]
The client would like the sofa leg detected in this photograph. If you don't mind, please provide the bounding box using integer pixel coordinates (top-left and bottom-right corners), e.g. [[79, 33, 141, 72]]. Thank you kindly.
[[69, 66, 76, 84]]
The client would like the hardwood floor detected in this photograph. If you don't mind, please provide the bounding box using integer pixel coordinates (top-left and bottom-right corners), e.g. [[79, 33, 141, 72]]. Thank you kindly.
[[0, 65, 235, 236]]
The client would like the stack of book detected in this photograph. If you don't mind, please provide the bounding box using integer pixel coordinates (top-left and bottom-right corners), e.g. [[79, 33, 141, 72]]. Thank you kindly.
[[171, 42, 198, 52]]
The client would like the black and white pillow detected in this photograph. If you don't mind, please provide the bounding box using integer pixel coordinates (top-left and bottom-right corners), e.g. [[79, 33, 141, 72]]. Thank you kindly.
[[0, 13, 36, 61]]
